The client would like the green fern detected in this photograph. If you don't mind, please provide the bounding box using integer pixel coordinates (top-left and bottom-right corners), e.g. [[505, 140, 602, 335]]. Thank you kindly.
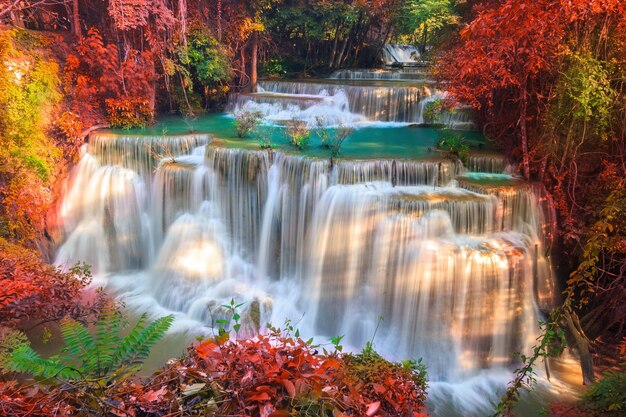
[[0, 305, 174, 384], [2, 345, 78, 380], [113, 313, 175, 368]]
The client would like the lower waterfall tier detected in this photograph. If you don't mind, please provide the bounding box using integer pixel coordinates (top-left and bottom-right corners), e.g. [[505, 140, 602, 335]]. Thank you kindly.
[[56, 134, 558, 416]]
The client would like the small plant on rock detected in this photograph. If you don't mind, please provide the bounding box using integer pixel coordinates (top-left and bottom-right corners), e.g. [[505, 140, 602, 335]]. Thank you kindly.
[[315, 117, 354, 157], [423, 98, 445, 124], [315, 116, 332, 148], [437, 130, 470, 164], [256, 127, 274, 150], [330, 124, 354, 157]]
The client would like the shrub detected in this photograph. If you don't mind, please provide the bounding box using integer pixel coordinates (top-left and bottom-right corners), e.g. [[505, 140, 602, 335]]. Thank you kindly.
[[582, 370, 626, 415], [286, 121, 312, 150], [437, 130, 469, 164], [256, 127, 274, 150], [0, 29, 64, 243], [0, 239, 101, 329], [234, 109, 262, 138], [315, 117, 354, 157], [53, 111, 84, 159], [1, 306, 174, 383], [179, 25, 232, 107], [105, 97, 154, 129], [423, 98, 445, 123], [260, 58, 289, 78], [330, 125, 354, 157], [0, 324, 428, 417], [580, 339, 626, 416]]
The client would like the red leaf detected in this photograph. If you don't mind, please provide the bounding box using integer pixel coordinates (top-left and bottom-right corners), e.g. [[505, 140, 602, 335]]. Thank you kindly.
[[269, 411, 291, 417], [196, 339, 220, 360]]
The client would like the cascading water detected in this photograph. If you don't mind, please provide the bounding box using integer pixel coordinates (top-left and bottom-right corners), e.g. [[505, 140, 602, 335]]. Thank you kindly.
[[330, 68, 430, 81], [234, 80, 434, 124], [229, 71, 475, 129], [382, 44, 422, 66], [57, 124, 561, 415]]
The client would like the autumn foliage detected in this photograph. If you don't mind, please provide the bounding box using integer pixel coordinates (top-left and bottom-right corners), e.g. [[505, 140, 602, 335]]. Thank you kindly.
[[0, 239, 99, 328], [64, 28, 155, 127]]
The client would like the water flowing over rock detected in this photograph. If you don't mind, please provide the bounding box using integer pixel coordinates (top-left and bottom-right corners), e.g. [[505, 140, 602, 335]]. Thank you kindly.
[[229, 77, 474, 129], [330, 68, 430, 81], [58, 130, 556, 404], [382, 44, 422, 66]]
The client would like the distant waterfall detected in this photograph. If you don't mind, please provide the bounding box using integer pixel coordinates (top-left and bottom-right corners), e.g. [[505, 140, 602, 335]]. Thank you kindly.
[[382, 44, 422, 66]]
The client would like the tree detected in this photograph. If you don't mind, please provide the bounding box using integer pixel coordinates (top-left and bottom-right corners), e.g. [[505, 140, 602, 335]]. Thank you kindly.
[[394, 0, 459, 53], [436, 0, 566, 179]]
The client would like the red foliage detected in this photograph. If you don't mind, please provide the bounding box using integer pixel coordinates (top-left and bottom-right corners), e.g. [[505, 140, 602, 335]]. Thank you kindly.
[[0, 239, 100, 329], [0, 331, 427, 416], [64, 28, 156, 126], [105, 97, 154, 129], [0, 381, 72, 416]]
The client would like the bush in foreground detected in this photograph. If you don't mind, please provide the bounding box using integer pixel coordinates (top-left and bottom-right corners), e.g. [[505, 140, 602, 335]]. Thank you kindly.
[[0, 324, 428, 417]]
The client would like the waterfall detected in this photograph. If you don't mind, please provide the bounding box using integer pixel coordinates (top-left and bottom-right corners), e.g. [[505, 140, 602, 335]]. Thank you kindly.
[[230, 80, 475, 129], [246, 80, 433, 123], [382, 44, 421, 66], [229, 90, 367, 127], [330, 68, 431, 81], [57, 132, 557, 417]]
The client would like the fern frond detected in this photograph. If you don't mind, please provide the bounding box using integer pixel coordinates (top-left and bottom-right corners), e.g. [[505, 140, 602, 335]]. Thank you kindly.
[[86, 304, 124, 377], [3, 345, 79, 380], [60, 318, 95, 362], [114, 314, 174, 368]]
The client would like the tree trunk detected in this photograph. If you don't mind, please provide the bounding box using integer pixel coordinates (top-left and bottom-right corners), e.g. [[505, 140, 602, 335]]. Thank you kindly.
[[217, 0, 222, 41], [520, 85, 531, 180], [71, 0, 81, 40], [240, 46, 247, 88], [564, 309, 596, 385], [334, 33, 350, 69], [420, 24, 428, 55], [330, 22, 342, 68], [250, 33, 258, 91]]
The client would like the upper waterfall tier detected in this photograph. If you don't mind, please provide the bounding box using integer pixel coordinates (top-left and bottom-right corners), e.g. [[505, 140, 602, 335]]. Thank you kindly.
[[382, 44, 422, 66], [329, 68, 432, 81], [254, 80, 433, 123]]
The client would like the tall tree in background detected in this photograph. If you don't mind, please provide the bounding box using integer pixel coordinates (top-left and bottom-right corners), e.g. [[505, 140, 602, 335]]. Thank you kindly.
[[393, 0, 459, 53], [437, 0, 566, 180]]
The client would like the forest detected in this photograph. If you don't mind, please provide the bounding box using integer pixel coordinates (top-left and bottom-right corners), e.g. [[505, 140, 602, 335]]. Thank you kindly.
[[0, 0, 624, 416]]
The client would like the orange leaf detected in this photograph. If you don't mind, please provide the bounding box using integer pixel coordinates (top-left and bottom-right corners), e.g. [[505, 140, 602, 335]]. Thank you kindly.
[[196, 339, 220, 360], [248, 392, 271, 402], [142, 386, 167, 403], [282, 379, 296, 398], [269, 411, 291, 417]]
